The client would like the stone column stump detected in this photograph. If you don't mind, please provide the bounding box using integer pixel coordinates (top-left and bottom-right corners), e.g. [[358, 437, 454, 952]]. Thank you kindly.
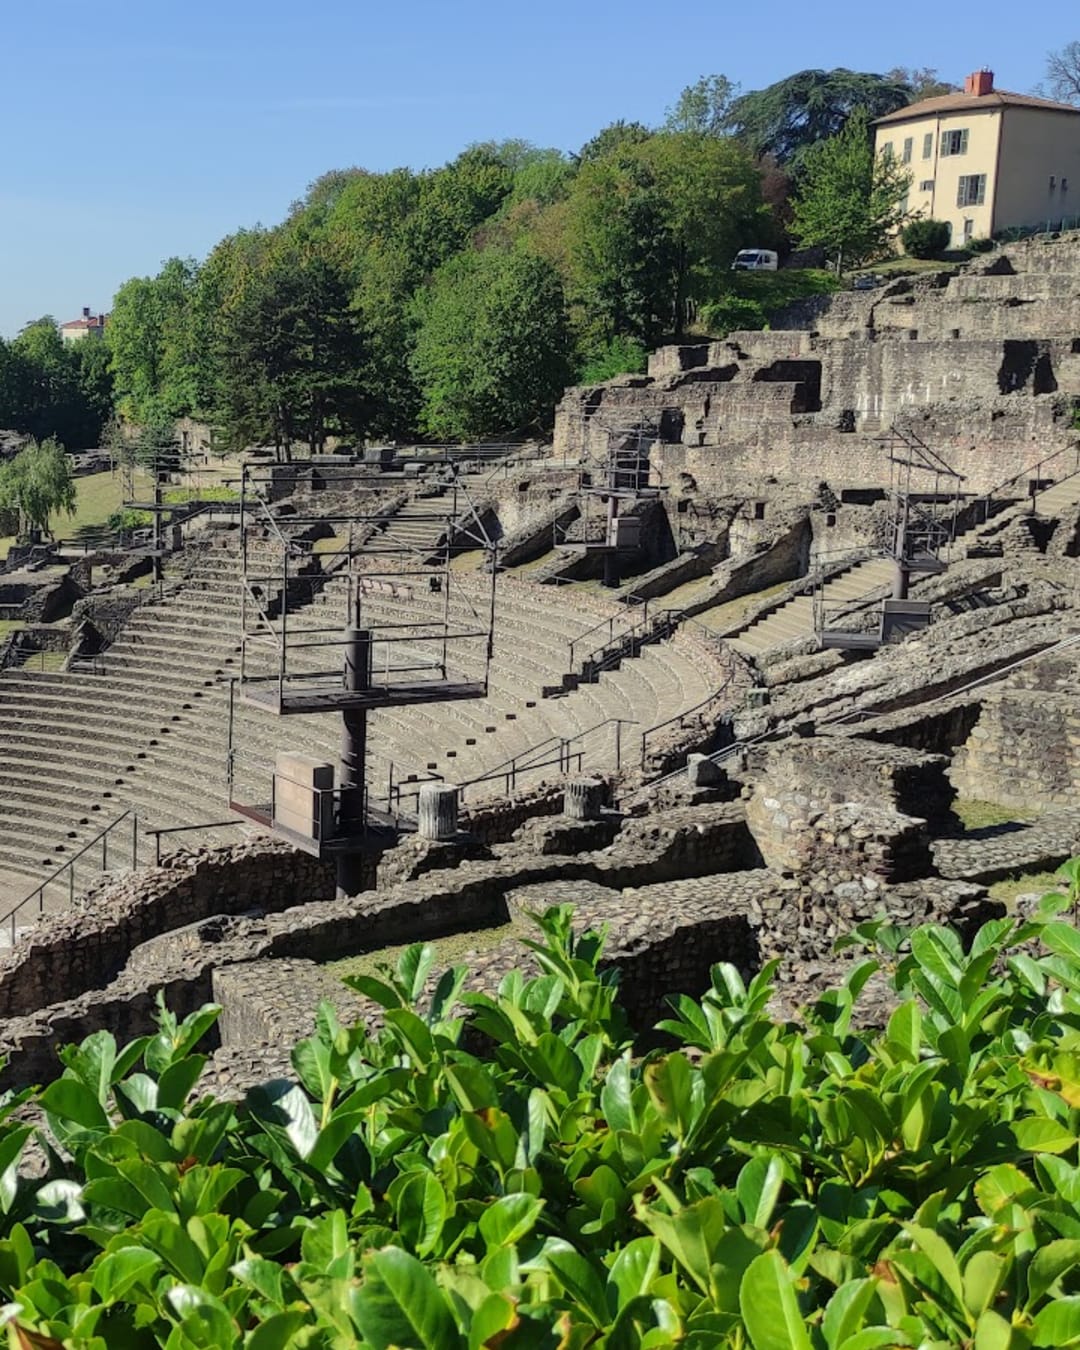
[[418, 784, 460, 841], [565, 777, 606, 821]]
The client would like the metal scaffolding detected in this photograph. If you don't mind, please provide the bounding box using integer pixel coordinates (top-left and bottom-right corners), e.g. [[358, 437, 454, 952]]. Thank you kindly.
[[226, 460, 498, 895], [815, 425, 965, 651], [555, 417, 665, 586]]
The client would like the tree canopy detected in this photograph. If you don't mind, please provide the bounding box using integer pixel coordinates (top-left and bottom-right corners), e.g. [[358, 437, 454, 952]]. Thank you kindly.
[[791, 108, 912, 273], [725, 68, 912, 165], [0, 436, 77, 536], [0, 321, 113, 450], [410, 249, 574, 441], [82, 59, 968, 450]]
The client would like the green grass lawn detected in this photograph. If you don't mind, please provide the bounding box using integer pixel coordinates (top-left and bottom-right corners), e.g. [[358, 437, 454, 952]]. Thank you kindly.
[[952, 798, 1039, 831], [0, 468, 156, 557], [989, 869, 1069, 905], [325, 920, 520, 981]]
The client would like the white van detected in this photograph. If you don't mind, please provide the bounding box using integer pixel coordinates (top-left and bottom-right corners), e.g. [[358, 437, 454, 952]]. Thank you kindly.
[[731, 248, 779, 272]]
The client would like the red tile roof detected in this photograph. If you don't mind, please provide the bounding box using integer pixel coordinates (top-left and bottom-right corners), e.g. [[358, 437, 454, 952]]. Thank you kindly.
[[875, 89, 1080, 125], [60, 315, 106, 330]]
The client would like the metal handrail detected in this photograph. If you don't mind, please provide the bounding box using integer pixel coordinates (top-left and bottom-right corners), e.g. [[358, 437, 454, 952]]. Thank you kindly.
[[0, 810, 140, 946], [974, 438, 1080, 522], [623, 617, 1080, 810], [638, 649, 740, 768], [144, 820, 244, 866], [450, 715, 639, 803]]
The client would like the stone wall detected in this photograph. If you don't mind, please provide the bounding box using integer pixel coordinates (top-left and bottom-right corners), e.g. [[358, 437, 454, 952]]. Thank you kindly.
[[554, 242, 1080, 498], [950, 689, 1080, 810], [0, 839, 334, 1020]]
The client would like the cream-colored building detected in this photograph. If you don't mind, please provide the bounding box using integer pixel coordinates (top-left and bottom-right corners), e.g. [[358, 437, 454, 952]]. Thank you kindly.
[[874, 70, 1080, 245], [60, 307, 107, 343]]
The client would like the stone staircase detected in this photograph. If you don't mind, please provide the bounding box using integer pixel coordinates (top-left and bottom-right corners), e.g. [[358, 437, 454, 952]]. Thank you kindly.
[[0, 540, 729, 924], [726, 557, 895, 657]]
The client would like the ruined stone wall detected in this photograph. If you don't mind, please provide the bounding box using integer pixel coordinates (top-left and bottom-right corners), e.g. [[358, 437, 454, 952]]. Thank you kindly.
[[0, 839, 335, 1021], [554, 243, 1080, 498], [949, 689, 1080, 810]]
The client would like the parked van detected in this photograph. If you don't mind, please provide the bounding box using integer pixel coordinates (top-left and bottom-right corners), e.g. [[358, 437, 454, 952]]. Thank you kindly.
[[731, 248, 779, 272]]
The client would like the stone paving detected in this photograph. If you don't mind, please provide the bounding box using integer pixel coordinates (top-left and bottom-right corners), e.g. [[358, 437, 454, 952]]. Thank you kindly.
[[933, 808, 1080, 883]]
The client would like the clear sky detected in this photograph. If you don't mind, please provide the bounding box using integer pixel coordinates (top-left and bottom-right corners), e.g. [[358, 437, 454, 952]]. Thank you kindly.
[[0, 0, 1072, 337]]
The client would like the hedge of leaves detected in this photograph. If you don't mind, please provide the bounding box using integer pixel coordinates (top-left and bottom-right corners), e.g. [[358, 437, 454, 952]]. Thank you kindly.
[[4, 872, 1080, 1347]]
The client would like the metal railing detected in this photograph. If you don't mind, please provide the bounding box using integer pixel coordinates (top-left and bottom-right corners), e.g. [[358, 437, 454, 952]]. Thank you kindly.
[[638, 647, 741, 768], [567, 599, 651, 671], [144, 820, 245, 866], [0, 810, 140, 946], [458, 716, 637, 802], [972, 439, 1080, 526]]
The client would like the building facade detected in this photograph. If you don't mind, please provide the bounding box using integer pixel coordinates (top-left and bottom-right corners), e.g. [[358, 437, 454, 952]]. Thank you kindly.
[[874, 70, 1080, 244], [60, 307, 107, 343]]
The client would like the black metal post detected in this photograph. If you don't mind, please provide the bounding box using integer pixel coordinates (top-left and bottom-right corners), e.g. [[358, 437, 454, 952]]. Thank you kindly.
[[337, 625, 372, 898]]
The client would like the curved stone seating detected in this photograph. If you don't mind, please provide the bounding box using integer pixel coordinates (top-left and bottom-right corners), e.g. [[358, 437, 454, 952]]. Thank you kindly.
[[0, 538, 728, 918]]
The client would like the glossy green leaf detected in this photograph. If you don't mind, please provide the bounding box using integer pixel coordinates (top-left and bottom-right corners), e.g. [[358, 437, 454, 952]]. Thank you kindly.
[[352, 1246, 461, 1349], [740, 1249, 813, 1350]]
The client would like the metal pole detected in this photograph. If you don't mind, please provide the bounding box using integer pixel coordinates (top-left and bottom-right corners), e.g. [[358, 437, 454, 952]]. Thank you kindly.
[[337, 618, 372, 898]]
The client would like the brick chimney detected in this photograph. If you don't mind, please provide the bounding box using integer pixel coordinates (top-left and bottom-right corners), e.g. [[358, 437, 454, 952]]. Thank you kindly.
[[963, 69, 994, 96]]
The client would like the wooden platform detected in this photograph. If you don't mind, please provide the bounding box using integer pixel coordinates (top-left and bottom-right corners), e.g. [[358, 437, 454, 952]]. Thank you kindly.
[[238, 678, 487, 716]]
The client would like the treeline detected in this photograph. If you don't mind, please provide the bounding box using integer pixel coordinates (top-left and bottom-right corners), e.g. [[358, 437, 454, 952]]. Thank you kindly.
[[15, 67, 956, 451], [107, 135, 770, 450], [0, 320, 114, 450]]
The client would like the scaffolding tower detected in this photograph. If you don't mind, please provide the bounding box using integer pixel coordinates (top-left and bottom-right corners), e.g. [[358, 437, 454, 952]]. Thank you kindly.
[[555, 417, 665, 586], [226, 460, 498, 895], [816, 425, 965, 650]]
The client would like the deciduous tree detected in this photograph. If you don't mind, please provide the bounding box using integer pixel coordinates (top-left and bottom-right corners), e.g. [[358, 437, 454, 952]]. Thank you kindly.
[[0, 436, 76, 537], [664, 74, 739, 135], [1044, 42, 1080, 105], [410, 249, 573, 441], [791, 109, 912, 273]]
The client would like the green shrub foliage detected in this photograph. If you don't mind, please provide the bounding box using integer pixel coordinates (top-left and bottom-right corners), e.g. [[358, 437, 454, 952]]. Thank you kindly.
[[901, 218, 952, 259], [4, 871, 1080, 1345]]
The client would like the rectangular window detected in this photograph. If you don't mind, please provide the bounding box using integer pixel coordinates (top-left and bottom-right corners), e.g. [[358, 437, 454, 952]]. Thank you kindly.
[[1050, 175, 1057, 192], [880, 141, 893, 159], [941, 128, 969, 156], [963, 219, 974, 242], [922, 132, 934, 158], [919, 179, 935, 191], [957, 174, 987, 207], [903, 136, 913, 163], [899, 195, 909, 215]]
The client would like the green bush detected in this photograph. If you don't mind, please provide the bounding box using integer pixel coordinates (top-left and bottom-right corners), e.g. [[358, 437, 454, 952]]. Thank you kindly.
[[901, 218, 952, 259], [968, 235, 996, 253], [577, 335, 648, 384], [4, 871, 1080, 1345], [701, 268, 839, 337]]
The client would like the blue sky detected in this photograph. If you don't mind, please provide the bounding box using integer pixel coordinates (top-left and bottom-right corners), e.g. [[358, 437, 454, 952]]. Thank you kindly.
[[0, 0, 1072, 336]]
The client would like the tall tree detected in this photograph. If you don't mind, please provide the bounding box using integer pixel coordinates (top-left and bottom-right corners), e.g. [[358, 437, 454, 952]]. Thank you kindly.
[[1044, 42, 1080, 105], [665, 74, 739, 135], [725, 69, 912, 165], [214, 230, 369, 456], [885, 67, 959, 101], [566, 132, 766, 345], [410, 249, 573, 441], [0, 437, 76, 537], [790, 109, 912, 274], [576, 121, 651, 164]]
